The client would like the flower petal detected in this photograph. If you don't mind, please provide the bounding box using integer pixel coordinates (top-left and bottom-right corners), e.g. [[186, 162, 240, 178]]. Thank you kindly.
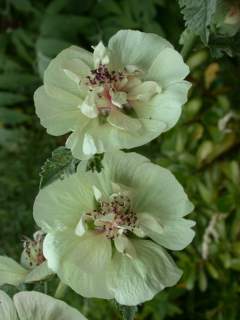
[[44, 231, 112, 273], [137, 212, 164, 234], [66, 119, 160, 159], [107, 109, 142, 132], [24, 261, 54, 283], [93, 41, 109, 67], [33, 172, 95, 233], [83, 133, 99, 155], [14, 291, 87, 320], [44, 46, 93, 97], [101, 151, 194, 220], [128, 81, 161, 102], [108, 30, 172, 71], [79, 94, 98, 119], [114, 235, 137, 259], [110, 90, 127, 108], [107, 239, 182, 305], [146, 47, 190, 87], [0, 256, 28, 287], [43, 231, 113, 299], [0, 290, 18, 320], [138, 214, 195, 250], [133, 81, 191, 132], [34, 86, 88, 136]]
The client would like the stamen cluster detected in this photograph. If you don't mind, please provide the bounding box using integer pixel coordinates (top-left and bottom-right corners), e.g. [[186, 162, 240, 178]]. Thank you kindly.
[[22, 231, 45, 268], [86, 194, 137, 239], [87, 64, 124, 87]]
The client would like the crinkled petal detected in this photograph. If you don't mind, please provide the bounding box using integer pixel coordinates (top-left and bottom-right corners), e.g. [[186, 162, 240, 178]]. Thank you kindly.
[[14, 291, 87, 320], [101, 151, 194, 219], [0, 256, 28, 287], [137, 212, 164, 234], [33, 172, 95, 233], [107, 239, 182, 305], [44, 46, 93, 98], [108, 30, 172, 71], [66, 118, 163, 159], [43, 231, 113, 299], [138, 214, 195, 250], [0, 290, 18, 320], [34, 86, 89, 136], [110, 90, 127, 108], [107, 109, 142, 132], [133, 81, 191, 132], [146, 47, 189, 87], [114, 235, 137, 259], [63, 58, 91, 80], [128, 81, 161, 102]]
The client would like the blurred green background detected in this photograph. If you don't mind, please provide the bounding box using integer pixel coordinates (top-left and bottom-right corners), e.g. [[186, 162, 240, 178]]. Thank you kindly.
[[0, 0, 240, 319]]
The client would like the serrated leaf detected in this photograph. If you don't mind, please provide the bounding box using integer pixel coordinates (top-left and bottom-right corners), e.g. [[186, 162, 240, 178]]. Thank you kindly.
[[179, 0, 217, 44], [39, 147, 80, 188]]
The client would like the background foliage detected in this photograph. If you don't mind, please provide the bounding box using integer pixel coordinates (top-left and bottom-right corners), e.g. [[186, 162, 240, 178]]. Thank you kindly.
[[0, 0, 240, 319]]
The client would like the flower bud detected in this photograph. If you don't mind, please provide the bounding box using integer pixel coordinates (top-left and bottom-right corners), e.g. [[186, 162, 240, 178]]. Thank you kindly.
[[21, 230, 45, 270]]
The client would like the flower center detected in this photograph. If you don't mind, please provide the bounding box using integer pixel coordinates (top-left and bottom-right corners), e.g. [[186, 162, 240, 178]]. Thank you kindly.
[[87, 63, 124, 87], [85, 64, 134, 116], [86, 194, 137, 239]]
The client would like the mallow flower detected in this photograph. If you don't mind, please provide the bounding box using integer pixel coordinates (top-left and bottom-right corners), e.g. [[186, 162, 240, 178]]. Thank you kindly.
[[33, 151, 195, 305], [34, 30, 191, 159], [0, 290, 86, 320], [0, 231, 53, 287]]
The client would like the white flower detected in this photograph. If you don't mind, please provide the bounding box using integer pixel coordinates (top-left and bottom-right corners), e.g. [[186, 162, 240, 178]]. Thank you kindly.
[[34, 30, 191, 159], [34, 151, 195, 305], [0, 290, 86, 320]]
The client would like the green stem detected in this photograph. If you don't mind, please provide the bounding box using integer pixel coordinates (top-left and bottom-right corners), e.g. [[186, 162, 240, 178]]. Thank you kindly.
[[181, 31, 197, 60], [44, 281, 48, 294], [54, 281, 67, 299]]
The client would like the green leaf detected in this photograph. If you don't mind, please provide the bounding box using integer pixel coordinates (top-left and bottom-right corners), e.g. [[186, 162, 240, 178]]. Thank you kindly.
[[178, 0, 217, 44], [0, 92, 27, 107], [0, 73, 39, 91], [86, 153, 104, 173], [9, 0, 33, 12], [0, 107, 29, 125], [209, 32, 240, 57], [39, 147, 80, 188]]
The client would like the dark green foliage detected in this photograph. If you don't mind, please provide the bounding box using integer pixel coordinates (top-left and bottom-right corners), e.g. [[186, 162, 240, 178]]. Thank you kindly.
[[0, 1, 240, 320], [179, 0, 217, 44], [40, 147, 80, 188], [86, 153, 104, 173]]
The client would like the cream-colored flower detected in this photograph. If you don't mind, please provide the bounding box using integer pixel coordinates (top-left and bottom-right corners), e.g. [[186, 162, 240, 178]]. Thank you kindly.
[[34, 151, 195, 305], [0, 231, 53, 287], [34, 30, 190, 159], [0, 290, 86, 320]]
